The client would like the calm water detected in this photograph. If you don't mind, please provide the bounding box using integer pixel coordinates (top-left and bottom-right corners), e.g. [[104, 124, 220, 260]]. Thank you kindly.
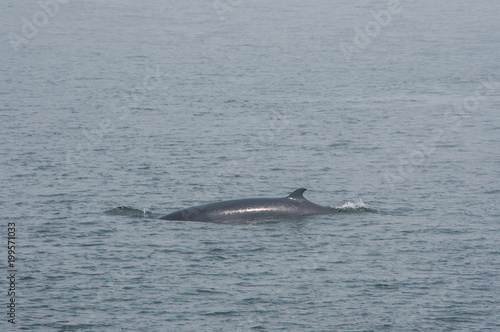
[[2, 0, 500, 331]]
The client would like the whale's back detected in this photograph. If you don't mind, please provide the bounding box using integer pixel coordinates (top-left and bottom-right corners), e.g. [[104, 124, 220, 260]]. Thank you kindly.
[[160, 189, 332, 223]]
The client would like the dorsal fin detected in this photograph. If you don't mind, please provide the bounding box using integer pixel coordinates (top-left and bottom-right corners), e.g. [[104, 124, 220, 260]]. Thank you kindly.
[[287, 188, 307, 200]]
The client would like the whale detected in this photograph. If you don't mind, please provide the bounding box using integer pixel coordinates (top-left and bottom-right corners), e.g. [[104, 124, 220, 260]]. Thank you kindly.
[[159, 188, 334, 223]]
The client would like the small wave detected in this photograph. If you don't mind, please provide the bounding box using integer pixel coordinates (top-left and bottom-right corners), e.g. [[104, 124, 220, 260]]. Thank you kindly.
[[334, 197, 376, 213], [105, 206, 156, 218]]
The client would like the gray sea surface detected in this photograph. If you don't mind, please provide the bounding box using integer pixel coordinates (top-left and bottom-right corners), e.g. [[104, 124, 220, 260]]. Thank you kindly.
[[1, 0, 500, 331]]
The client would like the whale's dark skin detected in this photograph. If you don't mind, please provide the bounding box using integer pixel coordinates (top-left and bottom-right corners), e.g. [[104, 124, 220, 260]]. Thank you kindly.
[[159, 188, 333, 223]]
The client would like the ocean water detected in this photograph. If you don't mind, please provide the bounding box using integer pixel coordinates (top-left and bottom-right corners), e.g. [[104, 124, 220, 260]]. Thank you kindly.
[[1, 0, 500, 330]]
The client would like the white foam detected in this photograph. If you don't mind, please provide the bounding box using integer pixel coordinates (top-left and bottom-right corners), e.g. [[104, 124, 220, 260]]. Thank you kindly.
[[336, 197, 367, 210]]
